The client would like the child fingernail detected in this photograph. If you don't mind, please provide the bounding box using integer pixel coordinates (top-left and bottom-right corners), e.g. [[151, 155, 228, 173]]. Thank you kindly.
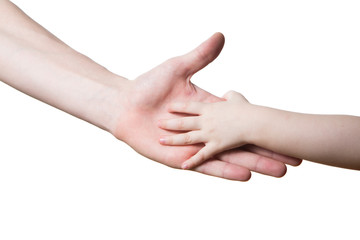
[[182, 162, 189, 170], [159, 138, 166, 144]]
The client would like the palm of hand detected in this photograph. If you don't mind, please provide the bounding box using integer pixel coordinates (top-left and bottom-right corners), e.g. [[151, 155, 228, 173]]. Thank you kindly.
[[114, 33, 301, 180], [117, 58, 217, 168]]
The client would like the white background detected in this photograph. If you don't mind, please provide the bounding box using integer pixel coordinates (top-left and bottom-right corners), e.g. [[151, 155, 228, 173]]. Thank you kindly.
[[1, 0, 359, 239]]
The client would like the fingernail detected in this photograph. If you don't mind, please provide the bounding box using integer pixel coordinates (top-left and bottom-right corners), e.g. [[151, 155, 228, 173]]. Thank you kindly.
[[159, 138, 166, 144], [182, 162, 189, 170]]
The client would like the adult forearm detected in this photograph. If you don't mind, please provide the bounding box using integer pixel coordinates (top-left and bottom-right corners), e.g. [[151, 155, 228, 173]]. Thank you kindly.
[[0, 0, 128, 133], [249, 105, 360, 170]]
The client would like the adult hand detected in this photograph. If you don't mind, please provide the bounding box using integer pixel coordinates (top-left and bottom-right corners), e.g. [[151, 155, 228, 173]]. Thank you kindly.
[[0, 2, 299, 180], [115, 33, 301, 181]]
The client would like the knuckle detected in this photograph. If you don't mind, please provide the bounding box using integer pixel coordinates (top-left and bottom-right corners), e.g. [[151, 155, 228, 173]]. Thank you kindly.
[[224, 90, 235, 99], [227, 90, 236, 96], [165, 57, 180, 72], [207, 125, 215, 134], [177, 119, 185, 129], [183, 133, 192, 144], [181, 102, 189, 112], [195, 48, 210, 64]]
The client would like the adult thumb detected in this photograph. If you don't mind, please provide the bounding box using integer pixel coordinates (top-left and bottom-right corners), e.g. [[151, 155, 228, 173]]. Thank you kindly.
[[180, 32, 225, 76]]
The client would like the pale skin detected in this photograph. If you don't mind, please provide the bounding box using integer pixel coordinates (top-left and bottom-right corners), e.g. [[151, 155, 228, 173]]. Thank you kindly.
[[158, 90, 360, 170], [0, 0, 301, 181]]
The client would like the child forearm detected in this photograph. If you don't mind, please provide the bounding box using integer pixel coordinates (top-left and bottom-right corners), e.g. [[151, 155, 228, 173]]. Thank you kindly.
[[249, 105, 360, 170]]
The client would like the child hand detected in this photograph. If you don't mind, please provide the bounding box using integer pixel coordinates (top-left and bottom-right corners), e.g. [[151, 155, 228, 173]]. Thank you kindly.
[[158, 91, 252, 170]]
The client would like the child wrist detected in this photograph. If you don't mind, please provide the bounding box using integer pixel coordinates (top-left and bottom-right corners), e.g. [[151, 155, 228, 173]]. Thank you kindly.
[[243, 104, 264, 146]]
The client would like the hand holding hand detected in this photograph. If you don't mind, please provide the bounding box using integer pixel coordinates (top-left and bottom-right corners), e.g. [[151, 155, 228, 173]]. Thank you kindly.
[[158, 91, 253, 170], [115, 33, 301, 180]]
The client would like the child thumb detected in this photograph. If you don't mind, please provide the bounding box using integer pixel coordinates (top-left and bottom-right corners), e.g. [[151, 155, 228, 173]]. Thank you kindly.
[[222, 90, 248, 102]]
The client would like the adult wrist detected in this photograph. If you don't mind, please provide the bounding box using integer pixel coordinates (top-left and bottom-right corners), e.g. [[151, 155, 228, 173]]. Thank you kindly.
[[94, 73, 131, 136]]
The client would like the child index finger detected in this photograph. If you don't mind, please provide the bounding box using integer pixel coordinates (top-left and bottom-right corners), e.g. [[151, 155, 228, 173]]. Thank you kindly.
[[167, 101, 204, 115]]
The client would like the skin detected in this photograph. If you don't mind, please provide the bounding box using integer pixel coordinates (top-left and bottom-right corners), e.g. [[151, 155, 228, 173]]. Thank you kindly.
[[0, 0, 301, 181], [117, 36, 302, 180], [159, 91, 360, 170]]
